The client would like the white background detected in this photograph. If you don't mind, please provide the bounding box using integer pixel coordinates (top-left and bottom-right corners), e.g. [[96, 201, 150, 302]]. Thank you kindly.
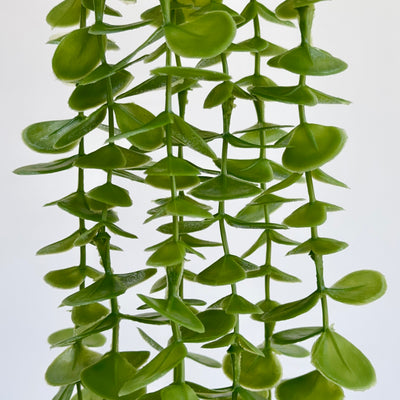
[[1, 0, 399, 399]]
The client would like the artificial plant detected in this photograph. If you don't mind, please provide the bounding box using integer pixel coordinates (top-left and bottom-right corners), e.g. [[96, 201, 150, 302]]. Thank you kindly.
[[15, 0, 386, 399]]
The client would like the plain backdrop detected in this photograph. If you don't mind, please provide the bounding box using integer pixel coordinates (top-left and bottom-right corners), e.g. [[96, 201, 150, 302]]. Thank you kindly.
[[1, 0, 399, 399]]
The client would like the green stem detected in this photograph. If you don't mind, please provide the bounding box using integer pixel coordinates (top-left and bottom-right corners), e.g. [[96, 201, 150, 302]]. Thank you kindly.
[[76, 382, 83, 400]]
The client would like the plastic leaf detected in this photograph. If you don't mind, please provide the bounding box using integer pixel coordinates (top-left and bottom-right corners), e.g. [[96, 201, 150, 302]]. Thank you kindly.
[[326, 270, 387, 305], [89, 20, 150, 35], [119, 342, 187, 395], [138, 295, 204, 333], [161, 383, 198, 400], [256, 2, 294, 26], [45, 345, 101, 386], [37, 231, 80, 255], [165, 11, 236, 58], [312, 168, 348, 188], [282, 123, 347, 173], [46, 0, 86, 27], [165, 197, 213, 218], [44, 267, 85, 289], [272, 343, 309, 358], [287, 238, 348, 255], [152, 66, 230, 81], [251, 85, 318, 106], [276, 0, 328, 20], [157, 218, 216, 234], [276, 370, 344, 400], [52, 384, 75, 400], [48, 328, 106, 348], [273, 327, 323, 344], [114, 103, 164, 151], [69, 71, 132, 111], [147, 241, 186, 267], [187, 352, 221, 368], [14, 155, 78, 175], [268, 44, 347, 76], [71, 303, 109, 326], [52, 28, 102, 82], [190, 175, 261, 200], [81, 352, 138, 400], [204, 81, 234, 108], [196, 254, 247, 286], [223, 349, 282, 389], [181, 309, 236, 342], [86, 182, 132, 207], [284, 202, 327, 227], [311, 329, 376, 390], [261, 292, 320, 321], [146, 156, 199, 176], [223, 294, 262, 314]]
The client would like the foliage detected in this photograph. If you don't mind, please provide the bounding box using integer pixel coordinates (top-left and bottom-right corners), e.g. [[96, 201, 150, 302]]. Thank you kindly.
[[16, 0, 386, 399]]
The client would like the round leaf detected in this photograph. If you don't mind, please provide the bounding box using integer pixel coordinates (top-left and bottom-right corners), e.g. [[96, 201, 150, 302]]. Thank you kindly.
[[283, 202, 327, 227], [326, 270, 387, 305], [86, 182, 132, 207], [46, 0, 86, 27], [282, 123, 347, 172], [44, 266, 85, 289], [52, 28, 103, 82], [71, 303, 110, 326], [161, 383, 198, 400], [165, 11, 236, 58]]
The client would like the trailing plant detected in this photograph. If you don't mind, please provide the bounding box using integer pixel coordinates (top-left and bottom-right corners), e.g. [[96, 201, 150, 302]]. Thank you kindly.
[[15, 1, 386, 400]]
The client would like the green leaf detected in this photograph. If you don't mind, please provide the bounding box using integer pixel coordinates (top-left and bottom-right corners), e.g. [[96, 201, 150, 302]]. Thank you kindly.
[[22, 117, 83, 154], [146, 156, 199, 176], [326, 270, 386, 305], [172, 115, 217, 159], [44, 267, 85, 289], [282, 123, 347, 173], [204, 81, 234, 108], [71, 388, 103, 400], [81, 352, 139, 400], [181, 234, 221, 248], [71, 303, 110, 326], [287, 238, 348, 256], [14, 155, 78, 175], [276, 370, 344, 400], [137, 328, 164, 352], [147, 241, 186, 267], [81, 0, 122, 17], [284, 202, 327, 227], [52, 28, 103, 82], [266, 172, 303, 193], [190, 175, 261, 200], [273, 327, 323, 344], [54, 106, 108, 149], [247, 265, 301, 283], [48, 328, 106, 348], [187, 352, 221, 368], [223, 349, 282, 389], [114, 103, 164, 151], [311, 329, 376, 390], [181, 309, 236, 343], [272, 343, 309, 358], [196, 254, 247, 286], [165, 197, 213, 218], [86, 182, 132, 207], [145, 175, 200, 190], [69, 71, 132, 111], [276, 0, 327, 20], [312, 169, 348, 188], [62, 269, 156, 306], [251, 85, 318, 106], [256, 2, 295, 26], [268, 43, 347, 76], [261, 292, 320, 321], [152, 66, 230, 81], [161, 383, 198, 400], [222, 294, 262, 314], [46, 345, 101, 386], [89, 20, 150, 35], [105, 222, 138, 239], [52, 384, 75, 400], [224, 215, 286, 230], [138, 295, 204, 332], [250, 192, 302, 206], [214, 158, 274, 183], [165, 11, 236, 58], [37, 231, 80, 255], [157, 218, 216, 234], [236, 74, 276, 88], [108, 111, 173, 143], [269, 230, 300, 246], [46, 0, 86, 27], [119, 342, 188, 395]]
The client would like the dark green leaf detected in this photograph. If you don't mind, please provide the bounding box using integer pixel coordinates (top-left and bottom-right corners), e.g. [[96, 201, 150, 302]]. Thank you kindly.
[[37, 231, 80, 255], [204, 81, 234, 108], [224, 214, 286, 230], [273, 327, 323, 344], [52, 384, 75, 400], [87, 182, 132, 207], [44, 267, 85, 289], [181, 234, 221, 248], [187, 352, 221, 368], [152, 66, 230, 81], [161, 383, 198, 400]]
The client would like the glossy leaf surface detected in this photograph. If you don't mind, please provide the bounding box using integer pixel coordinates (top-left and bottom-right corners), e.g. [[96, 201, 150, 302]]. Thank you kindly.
[[44, 266, 85, 289], [71, 303, 109, 326], [311, 329, 376, 390], [87, 182, 132, 207], [46, 0, 85, 27], [147, 241, 186, 267], [273, 327, 323, 344], [165, 11, 236, 58], [284, 202, 327, 227], [152, 66, 230, 82]]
